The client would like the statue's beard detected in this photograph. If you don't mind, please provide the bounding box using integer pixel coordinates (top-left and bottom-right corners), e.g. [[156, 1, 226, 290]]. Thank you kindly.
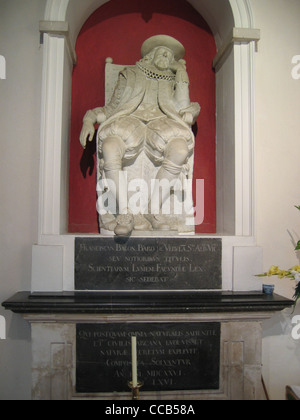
[[153, 57, 170, 71]]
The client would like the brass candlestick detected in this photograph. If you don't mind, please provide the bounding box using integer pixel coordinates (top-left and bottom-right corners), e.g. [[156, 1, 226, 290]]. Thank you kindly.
[[128, 381, 143, 400]]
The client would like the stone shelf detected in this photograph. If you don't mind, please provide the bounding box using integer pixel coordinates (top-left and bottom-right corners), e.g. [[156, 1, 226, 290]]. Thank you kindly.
[[2, 291, 293, 315]]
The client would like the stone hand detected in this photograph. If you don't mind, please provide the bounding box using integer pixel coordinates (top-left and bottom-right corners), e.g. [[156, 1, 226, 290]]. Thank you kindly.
[[169, 59, 187, 74], [80, 122, 95, 149], [181, 112, 194, 126], [96, 110, 107, 124]]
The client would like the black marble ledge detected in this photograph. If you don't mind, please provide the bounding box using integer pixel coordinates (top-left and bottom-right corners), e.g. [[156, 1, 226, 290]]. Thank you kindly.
[[2, 291, 294, 315]]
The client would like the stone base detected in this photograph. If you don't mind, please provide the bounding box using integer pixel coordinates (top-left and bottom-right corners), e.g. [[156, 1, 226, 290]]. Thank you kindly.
[[2, 292, 293, 400], [29, 316, 265, 400]]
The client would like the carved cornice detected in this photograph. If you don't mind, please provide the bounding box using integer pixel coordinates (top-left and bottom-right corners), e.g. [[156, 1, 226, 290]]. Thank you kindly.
[[39, 20, 77, 65], [213, 27, 260, 71]]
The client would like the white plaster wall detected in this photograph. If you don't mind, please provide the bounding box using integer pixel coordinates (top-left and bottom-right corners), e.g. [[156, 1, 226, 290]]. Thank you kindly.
[[251, 0, 300, 400], [0, 0, 46, 399]]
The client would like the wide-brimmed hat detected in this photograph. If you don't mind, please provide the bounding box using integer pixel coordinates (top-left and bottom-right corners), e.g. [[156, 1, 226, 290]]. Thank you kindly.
[[141, 35, 185, 61]]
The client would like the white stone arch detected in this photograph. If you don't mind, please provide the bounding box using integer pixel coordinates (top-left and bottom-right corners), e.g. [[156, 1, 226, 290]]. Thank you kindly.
[[44, 0, 254, 46], [35, 0, 261, 292], [44, 0, 69, 21]]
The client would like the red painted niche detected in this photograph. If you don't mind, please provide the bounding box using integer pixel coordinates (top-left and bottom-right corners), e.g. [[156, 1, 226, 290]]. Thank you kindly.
[[68, 0, 216, 234]]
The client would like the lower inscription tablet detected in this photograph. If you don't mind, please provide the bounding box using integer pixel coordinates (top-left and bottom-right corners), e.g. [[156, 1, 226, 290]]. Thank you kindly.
[[76, 322, 220, 393]]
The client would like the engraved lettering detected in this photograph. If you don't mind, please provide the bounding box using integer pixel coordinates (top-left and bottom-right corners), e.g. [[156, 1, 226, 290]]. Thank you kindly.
[[76, 323, 220, 393]]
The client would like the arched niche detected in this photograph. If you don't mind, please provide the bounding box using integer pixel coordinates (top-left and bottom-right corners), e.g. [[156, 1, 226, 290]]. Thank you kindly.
[[39, 0, 257, 237], [35, 0, 260, 292], [68, 0, 217, 234]]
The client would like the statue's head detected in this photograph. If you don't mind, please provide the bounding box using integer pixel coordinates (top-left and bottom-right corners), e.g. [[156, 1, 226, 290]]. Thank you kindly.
[[141, 35, 185, 71]]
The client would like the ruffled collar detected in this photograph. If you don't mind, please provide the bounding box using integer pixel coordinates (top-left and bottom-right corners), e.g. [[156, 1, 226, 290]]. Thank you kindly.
[[136, 61, 175, 82]]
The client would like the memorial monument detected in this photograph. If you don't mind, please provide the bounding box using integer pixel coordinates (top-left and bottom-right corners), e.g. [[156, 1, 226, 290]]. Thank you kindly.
[[79, 35, 200, 236], [1, 9, 294, 398]]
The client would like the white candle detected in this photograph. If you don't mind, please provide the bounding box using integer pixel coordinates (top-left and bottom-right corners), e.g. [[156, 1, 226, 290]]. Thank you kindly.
[[131, 336, 138, 387]]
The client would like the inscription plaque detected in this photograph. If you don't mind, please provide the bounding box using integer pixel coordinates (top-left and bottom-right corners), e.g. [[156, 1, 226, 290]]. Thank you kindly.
[[75, 238, 222, 290], [76, 323, 220, 393]]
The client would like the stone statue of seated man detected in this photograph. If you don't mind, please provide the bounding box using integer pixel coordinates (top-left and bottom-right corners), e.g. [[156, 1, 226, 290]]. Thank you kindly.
[[80, 35, 200, 236]]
